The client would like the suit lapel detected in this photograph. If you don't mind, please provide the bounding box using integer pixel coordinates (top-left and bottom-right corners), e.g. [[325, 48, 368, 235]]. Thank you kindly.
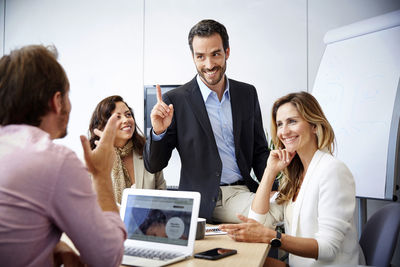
[[291, 150, 324, 235], [229, 80, 242, 149], [185, 78, 216, 142], [133, 152, 143, 189]]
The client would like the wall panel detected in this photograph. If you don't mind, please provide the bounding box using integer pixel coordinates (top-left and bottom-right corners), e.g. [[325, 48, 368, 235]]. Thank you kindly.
[[4, 0, 145, 156]]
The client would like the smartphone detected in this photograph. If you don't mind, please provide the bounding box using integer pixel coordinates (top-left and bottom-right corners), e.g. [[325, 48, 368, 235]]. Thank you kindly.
[[194, 248, 237, 260]]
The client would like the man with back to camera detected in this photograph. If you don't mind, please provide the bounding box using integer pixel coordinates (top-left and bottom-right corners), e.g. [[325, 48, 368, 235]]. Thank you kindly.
[[0, 45, 126, 266], [144, 19, 271, 222]]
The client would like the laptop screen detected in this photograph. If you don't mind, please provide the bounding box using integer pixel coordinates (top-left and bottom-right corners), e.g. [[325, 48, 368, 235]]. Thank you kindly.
[[123, 194, 193, 246]]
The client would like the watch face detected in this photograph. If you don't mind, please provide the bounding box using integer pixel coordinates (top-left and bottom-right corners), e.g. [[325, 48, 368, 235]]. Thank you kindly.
[[270, 238, 281, 248]]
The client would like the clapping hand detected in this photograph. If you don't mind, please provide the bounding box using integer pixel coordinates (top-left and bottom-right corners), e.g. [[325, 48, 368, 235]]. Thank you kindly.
[[92, 128, 103, 147], [80, 113, 120, 176]]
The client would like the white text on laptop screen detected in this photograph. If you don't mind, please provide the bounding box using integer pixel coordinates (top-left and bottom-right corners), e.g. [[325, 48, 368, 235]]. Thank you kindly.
[[123, 195, 193, 246]]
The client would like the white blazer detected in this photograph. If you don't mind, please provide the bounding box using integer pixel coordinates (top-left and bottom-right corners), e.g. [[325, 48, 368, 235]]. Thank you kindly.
[[249, 149, 365, 266], [133, 152, 166, 190]]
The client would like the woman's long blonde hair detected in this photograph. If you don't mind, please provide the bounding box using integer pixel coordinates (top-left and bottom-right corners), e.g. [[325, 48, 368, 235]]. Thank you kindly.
[[271, 92, 335, 204]]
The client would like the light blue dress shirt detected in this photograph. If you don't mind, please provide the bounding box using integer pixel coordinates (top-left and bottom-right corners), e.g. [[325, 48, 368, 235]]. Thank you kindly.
[[196, 75, 243, 185], [152, 75, 243, 184]]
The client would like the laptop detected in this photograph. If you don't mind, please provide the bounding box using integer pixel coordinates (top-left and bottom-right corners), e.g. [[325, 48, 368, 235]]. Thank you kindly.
[[120, 188, 201, 267]]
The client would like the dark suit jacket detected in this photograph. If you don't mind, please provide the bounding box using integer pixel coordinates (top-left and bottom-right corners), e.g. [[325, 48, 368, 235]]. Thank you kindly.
[[144, 77, 269, 220]]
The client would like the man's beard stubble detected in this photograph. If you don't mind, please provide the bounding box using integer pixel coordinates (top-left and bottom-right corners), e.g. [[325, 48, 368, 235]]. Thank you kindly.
[[197, 61, 227, 87], [56, 104, 69, 139]]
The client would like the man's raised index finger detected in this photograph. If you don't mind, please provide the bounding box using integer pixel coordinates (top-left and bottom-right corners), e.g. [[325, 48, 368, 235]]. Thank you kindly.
[[156, 84, 163, 103]]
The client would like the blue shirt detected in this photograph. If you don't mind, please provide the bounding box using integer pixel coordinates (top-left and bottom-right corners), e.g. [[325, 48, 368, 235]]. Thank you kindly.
[[196, 75, 242, 185], [152, 75, 243, 184]]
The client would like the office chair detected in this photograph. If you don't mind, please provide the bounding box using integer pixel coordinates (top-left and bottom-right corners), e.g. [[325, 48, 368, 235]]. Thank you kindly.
[[359, 202, 400, 267]]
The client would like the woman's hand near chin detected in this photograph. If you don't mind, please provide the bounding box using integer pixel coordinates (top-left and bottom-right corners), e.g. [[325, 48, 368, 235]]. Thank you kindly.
[[251, 149, 296, 215], [265, 149, 296, 178]]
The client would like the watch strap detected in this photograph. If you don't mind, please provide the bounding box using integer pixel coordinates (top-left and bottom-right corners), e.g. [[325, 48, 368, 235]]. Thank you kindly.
[[276, 230, 281, 239]]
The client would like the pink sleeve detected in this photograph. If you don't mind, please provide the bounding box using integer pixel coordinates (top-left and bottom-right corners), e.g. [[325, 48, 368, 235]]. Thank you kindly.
[[49, 151, 127, 267]]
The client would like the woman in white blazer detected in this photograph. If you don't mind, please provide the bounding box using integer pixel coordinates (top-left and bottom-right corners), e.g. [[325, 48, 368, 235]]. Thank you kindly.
[[89, 95, 166, 204], [220, 92, 364, 266]]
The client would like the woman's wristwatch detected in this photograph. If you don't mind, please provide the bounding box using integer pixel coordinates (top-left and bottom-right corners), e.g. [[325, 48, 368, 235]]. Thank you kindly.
[[270, 231, 282, 248]]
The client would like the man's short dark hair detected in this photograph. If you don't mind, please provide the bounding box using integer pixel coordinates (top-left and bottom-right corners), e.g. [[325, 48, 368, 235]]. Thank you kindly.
[[0, 45, 69, 126], [188, 19, 229, 53]]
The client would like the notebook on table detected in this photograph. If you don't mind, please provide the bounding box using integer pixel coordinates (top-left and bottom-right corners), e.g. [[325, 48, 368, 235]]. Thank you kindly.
[[120, 188, 201, 267], [205, 226, 227, 235]]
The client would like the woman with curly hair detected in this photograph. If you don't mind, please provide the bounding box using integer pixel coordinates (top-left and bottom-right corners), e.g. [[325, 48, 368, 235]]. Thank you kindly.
[[89, 95, 166, 204]]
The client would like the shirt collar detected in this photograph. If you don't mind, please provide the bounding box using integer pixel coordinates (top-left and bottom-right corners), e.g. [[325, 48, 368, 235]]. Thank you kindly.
[[196, 74, 230, 102]]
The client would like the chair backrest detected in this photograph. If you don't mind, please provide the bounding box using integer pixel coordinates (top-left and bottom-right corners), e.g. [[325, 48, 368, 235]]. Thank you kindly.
[[359, 202, 400, 267]]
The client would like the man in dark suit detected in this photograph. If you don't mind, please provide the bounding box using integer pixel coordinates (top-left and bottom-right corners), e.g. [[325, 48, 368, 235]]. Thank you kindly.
[[144, 19, 270, 222]]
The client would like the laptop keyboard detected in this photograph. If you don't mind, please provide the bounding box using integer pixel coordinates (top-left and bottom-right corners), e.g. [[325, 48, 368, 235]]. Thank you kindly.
[[124, 247, 183, 261]]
